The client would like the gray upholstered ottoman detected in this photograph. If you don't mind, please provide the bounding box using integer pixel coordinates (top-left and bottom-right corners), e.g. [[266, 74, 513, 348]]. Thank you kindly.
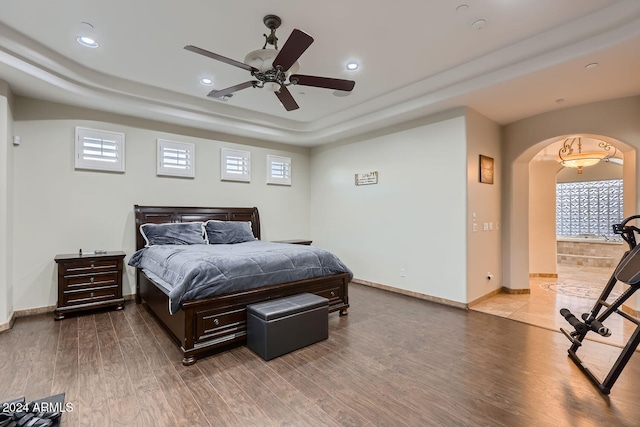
[[246, 293, 329, 360]]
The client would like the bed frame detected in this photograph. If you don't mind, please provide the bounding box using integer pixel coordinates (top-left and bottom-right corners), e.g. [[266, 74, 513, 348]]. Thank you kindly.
[[133, 205, 350, 365]]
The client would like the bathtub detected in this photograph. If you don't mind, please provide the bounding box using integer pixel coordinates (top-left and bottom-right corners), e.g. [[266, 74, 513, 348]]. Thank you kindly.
[[557, 234, 624, 244], [557, 235, 625, 268]]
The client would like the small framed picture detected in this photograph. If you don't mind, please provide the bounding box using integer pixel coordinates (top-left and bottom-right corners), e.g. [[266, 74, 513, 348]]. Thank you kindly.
[[479, 155, 494, 184]]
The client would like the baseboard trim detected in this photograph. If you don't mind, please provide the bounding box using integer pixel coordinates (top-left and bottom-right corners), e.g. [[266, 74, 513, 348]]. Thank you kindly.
[[467, 287, 531, 308], [14, 305, 56, 318], [0, 294, 136, 332], [529, 273, 558, 278], [501, 287, 531, 295], [0, 312, 16, 333], [468, 288, 503, 307], [352, 278, 468, 310]]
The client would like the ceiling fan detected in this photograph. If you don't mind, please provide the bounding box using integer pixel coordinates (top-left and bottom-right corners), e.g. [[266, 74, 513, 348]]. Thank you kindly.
[[184, 14, 356, 111]]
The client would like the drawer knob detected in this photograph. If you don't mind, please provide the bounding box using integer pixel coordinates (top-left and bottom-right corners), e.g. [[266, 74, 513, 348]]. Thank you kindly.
[[213, 318, 220, 325], [330, 291, 335, 297], [90, 277, 94, 283], [90, 291, 95, 297], [91, 263, 95, 269]]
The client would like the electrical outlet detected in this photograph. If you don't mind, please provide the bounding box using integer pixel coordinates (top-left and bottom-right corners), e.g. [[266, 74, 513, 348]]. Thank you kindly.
[[483, 223, 489, 231], [400, 268, 406, 277], [489, 222, 493, 230], [473, 224, 478, 232]]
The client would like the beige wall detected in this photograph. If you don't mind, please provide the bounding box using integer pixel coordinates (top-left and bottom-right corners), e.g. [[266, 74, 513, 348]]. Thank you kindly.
[[310, 110, 469, 303], [465, 109, 502, 302], [0, 81, 14, 326], [529, 147, 624, 277], [503, 95, 640, 307], [11, 98, 312, 312], [529, 160, 562, 275]]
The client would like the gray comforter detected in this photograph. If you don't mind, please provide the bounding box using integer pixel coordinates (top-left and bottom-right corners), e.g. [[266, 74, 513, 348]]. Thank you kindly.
[[128, 240, 352, 314]]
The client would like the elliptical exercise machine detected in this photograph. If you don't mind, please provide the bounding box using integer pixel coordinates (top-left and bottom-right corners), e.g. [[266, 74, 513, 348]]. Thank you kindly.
[[560, 214, 640, 394]]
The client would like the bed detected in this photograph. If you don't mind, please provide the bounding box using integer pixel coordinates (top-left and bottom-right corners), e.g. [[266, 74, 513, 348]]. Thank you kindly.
[[132, 205, 351, 365]]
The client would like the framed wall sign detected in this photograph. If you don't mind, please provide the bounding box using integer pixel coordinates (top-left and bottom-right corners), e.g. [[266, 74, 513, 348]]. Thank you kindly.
[[355, 171, 378, 186], [479, 155, 494, 184]]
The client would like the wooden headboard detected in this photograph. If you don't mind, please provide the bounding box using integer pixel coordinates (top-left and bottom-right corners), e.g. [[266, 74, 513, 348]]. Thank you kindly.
[[133, 205, 261, 251]]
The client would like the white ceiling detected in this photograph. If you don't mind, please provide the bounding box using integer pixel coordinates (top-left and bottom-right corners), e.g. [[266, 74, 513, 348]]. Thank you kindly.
[[1, 0, 640, 147]]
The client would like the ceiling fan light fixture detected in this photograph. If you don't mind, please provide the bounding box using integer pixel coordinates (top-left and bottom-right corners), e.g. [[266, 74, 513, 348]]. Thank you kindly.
[[244, 49, 300, 75], [264, 82, 281, 92]]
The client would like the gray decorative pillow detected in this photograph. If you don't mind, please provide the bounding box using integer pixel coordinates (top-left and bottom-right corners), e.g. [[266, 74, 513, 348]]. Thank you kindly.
[[140, 222, 205, 246], [204, 220, 256, 244]]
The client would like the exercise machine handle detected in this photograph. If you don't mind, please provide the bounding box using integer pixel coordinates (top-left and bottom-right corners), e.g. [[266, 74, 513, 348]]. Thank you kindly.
[[613, 215, 640, 249]]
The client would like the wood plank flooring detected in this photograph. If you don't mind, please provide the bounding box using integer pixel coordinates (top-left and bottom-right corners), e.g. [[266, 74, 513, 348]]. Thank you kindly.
[[2, 283, 640, 426]]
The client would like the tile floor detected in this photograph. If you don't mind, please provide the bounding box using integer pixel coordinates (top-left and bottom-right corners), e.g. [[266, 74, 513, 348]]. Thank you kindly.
[[470, 264, 638, 349]]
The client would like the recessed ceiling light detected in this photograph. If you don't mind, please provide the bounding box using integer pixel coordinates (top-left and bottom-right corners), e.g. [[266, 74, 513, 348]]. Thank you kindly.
[[471, 19, 487, 30], [346, 62, 359, 71], [76, 22, 98, 48], [585, 62, 599, 69], [200, 78, 214, 86], [77, 36, 98, 48], [456, 4, 469, 13]]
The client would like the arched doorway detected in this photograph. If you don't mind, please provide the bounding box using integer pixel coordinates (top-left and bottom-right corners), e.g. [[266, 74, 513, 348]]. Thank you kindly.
[[473, 133, 635, 339]]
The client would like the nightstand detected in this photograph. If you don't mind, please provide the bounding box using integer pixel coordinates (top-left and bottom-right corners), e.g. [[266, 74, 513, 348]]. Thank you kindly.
[[273, 239, 313, 245], [54, 251, 126, 320]]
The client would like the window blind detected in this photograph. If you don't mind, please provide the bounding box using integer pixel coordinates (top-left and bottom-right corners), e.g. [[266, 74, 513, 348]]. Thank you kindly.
[[75, 127, 125, 172]]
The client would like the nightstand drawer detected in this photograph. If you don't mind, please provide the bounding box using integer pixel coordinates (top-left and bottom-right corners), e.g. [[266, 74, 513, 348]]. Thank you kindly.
[[54, 251, 126, 320], [61, 259, 120, 275], [63, 285, 119, 306], [64, 272, 119, 290]]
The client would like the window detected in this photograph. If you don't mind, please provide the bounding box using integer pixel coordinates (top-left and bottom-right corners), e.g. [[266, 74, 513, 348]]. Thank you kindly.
[[221, 148, 251, 182], [556, 179, 623, 237], [157, 139, 195, 178], [267, 155, 291, 186], [75, 127, 125, 172]]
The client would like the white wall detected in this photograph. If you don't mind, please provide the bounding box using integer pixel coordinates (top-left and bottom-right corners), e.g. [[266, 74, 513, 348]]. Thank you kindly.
[[11, 98, 312, 312], [0, 81, 14, 326], [465, 109, 502, 302], [310, 111, 468, 304]]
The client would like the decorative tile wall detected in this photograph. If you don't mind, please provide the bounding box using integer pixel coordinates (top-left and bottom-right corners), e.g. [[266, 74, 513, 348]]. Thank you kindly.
[[556, 179, 623, 237]]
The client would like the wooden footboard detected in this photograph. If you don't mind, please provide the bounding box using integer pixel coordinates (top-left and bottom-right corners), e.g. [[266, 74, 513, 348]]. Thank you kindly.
[[133, 205, 351, 365], [138, 270, 350, 365]]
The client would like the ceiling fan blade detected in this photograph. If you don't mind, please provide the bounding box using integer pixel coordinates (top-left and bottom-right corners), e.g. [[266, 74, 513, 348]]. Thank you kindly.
[[184, 45, 258, 73], [290, 74, 355, 92], [273, 29, 314, 72], [275, 85, 299, 111], [207, 81, 256, 98]]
